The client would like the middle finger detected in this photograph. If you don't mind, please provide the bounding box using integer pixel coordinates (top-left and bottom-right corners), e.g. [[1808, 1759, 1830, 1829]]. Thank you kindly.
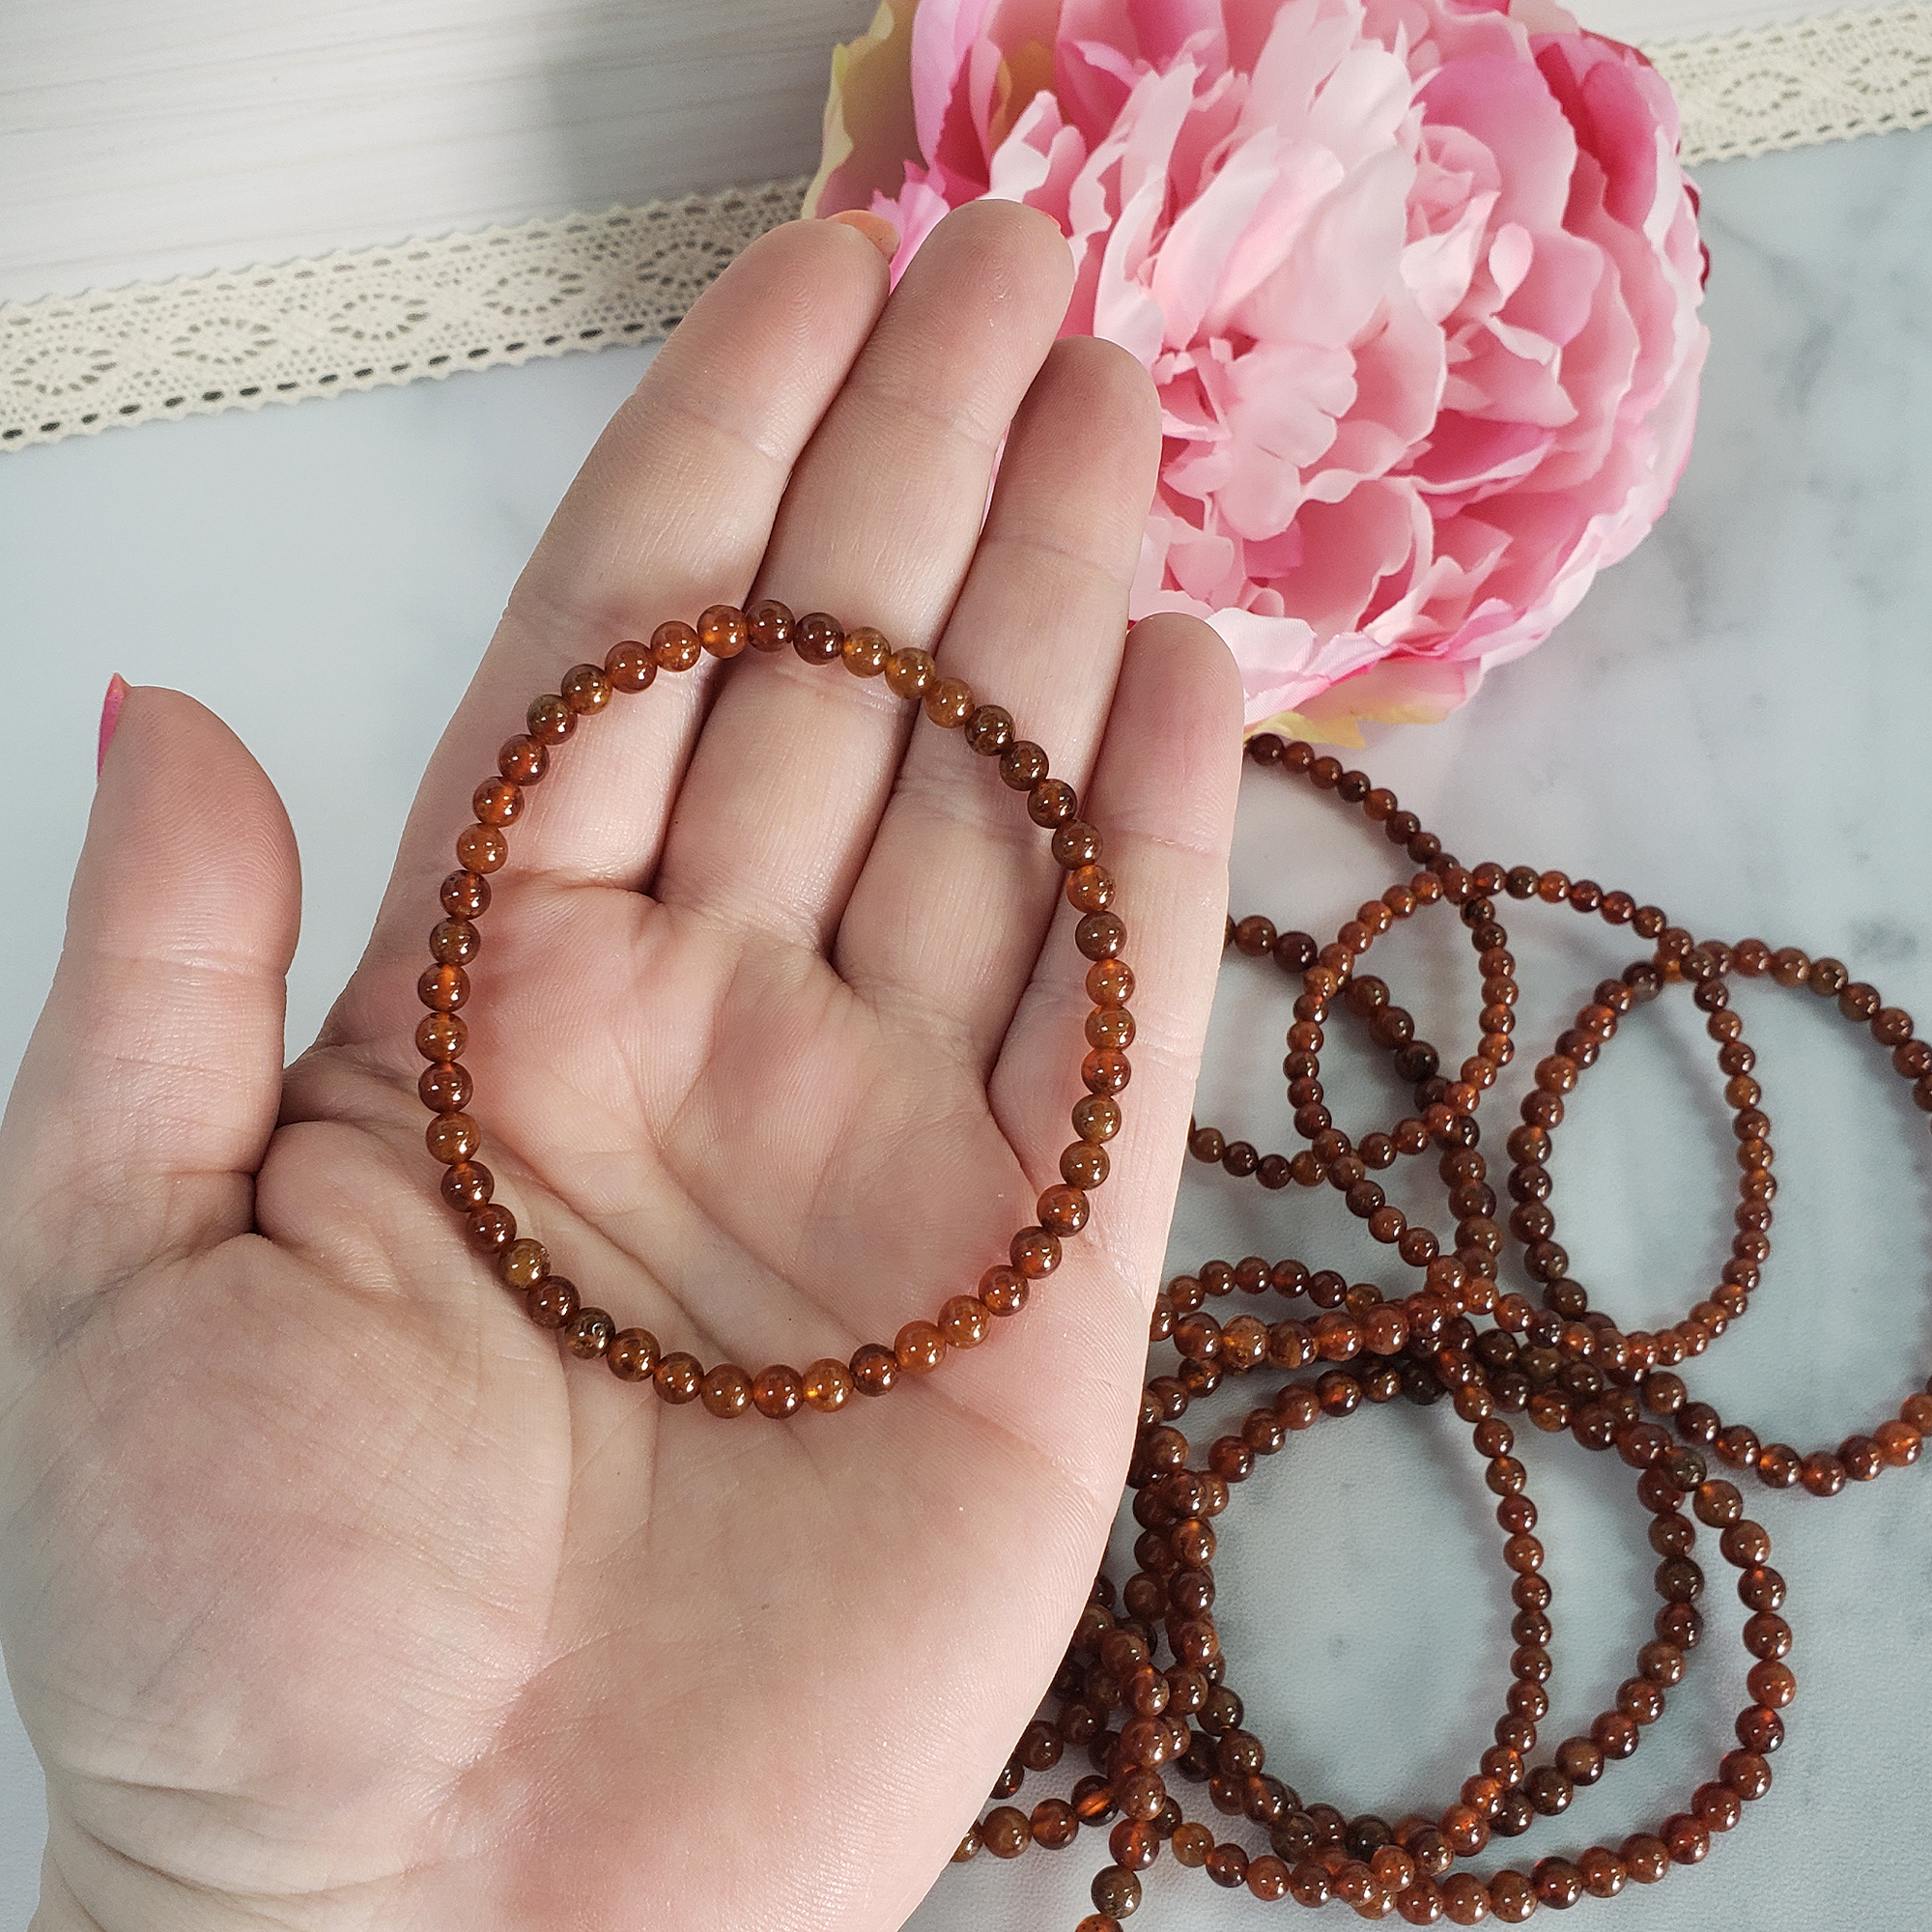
[[645, 199, 1075, 950]]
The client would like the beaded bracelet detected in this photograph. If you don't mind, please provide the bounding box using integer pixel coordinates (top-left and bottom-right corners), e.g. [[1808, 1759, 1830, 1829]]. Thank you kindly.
[[415, 602, 1134, 1415], [954, 735, 1923, 1930], [1134, 1299, 1714, 1861], [956, 1350, 1786, 1926], [1502, 961, 1773, 1354], [1125, 1350, 1571, 1892]]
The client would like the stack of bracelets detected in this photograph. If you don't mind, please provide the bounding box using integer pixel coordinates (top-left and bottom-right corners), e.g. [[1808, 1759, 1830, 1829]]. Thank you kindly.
[[412, 609, 1931, 1926]]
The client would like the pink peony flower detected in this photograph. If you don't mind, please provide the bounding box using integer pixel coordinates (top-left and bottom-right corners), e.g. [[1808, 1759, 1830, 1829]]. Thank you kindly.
[[806, 0, 1708, 743]]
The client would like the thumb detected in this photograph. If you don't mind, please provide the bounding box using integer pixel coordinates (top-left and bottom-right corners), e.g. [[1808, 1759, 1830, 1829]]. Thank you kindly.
[[0, 683, 300, 1344]]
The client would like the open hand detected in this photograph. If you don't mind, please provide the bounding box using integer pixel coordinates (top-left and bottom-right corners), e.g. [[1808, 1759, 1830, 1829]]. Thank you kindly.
[[0, 201, 1240, 1932]]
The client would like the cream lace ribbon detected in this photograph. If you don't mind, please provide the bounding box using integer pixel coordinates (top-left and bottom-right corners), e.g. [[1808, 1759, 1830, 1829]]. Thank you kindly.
[[6, 3, 1929, 454]]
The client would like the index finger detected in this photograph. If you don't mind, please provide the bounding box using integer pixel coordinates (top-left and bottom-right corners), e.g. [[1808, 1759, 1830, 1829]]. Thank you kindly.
[[326, 216, 895, 1047]]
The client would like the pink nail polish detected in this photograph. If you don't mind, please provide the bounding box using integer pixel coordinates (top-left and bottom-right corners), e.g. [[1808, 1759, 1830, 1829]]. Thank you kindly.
[[97, 673, 128, 777], [826, 208, 900, 262]]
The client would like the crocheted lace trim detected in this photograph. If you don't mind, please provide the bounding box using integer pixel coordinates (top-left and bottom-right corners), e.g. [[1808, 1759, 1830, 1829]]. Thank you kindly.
[[2, 181, 810, 453], [6, 4, 1929, 453], [1650, 2, 1932, 163]]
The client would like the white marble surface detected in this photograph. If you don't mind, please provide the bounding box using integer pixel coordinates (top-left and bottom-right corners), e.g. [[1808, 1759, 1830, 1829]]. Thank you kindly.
[[0, 0, 1829, 301], [2, 124, 1931, 1929]]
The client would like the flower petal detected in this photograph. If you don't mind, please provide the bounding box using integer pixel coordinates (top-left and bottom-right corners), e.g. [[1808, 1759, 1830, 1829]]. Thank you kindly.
[[813, 0, 1706, 742]]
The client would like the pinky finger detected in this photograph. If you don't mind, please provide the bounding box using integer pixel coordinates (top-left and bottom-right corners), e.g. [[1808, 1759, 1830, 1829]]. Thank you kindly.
[[990, 612, 1243, 1315]]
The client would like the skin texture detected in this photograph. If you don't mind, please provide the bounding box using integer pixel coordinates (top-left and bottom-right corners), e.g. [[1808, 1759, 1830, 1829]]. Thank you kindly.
[[0, 202, 1242, 1932]]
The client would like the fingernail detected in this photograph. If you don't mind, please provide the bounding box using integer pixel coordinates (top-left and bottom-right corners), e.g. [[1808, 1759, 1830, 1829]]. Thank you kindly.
[[97, 673, 128, 777], [826, 209, 900, 262]]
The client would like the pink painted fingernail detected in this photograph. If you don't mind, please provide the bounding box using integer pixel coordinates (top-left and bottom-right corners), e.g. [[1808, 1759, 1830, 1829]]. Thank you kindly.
[[97, 673, 128, 777], [826, 209, 900, 261]]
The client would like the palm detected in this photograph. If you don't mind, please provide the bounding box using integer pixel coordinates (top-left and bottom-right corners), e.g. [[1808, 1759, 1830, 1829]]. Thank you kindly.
[[0, 204, 1239, 1932]]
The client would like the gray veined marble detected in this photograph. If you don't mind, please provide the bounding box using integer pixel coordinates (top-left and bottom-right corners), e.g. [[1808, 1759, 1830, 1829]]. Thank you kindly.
[[0, 125, 1929, 1932]]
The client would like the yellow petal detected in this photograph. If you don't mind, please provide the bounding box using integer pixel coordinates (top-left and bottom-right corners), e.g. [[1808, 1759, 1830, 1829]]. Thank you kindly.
[[805, 0, 923, 220], [987, 40, 1058, 153], [1245, 658, 1476, 748]]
